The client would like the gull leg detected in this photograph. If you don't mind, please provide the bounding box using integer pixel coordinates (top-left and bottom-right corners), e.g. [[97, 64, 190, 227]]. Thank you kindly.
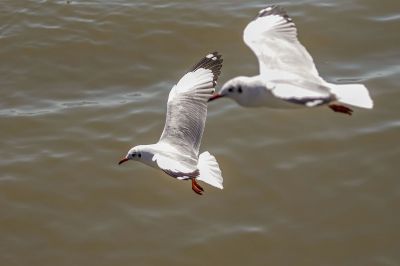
[[191, 179, 204, 195], [329, 104, 353, 116]]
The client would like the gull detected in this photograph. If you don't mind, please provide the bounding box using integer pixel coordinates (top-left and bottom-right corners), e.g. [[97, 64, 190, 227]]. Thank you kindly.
[[209, 5, 373, 115], [119, 52, 223, 195]]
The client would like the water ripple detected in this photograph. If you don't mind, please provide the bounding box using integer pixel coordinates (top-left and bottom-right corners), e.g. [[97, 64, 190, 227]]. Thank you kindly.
[[1, 1, 399, 265]]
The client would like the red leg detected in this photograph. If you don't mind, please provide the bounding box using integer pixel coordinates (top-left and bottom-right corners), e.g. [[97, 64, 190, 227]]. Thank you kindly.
[[329, 104, 353, 116], [191, 179, 204, 195]]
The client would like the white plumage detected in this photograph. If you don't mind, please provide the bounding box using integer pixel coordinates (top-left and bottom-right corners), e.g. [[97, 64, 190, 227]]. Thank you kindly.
[[209, 5, 373, 115], [119, 52, 224, 195]]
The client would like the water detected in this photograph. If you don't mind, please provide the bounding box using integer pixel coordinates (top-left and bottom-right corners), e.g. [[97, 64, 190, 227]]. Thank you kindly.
[[1, 0, 399, 265]]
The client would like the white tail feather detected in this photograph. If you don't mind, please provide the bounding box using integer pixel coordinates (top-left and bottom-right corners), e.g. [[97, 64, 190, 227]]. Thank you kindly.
[[330, 83, 373, 109], [197, 151, 223, 189]]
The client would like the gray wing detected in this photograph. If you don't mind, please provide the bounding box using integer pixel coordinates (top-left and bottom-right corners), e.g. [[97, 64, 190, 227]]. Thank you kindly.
[[158, 52, 223, 158], [243, 5, 323, 83]]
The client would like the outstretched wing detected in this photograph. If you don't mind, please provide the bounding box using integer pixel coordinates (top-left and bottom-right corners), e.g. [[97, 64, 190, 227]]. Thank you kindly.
[[158, 52, 223, 161], [243, 5, 323, 83]]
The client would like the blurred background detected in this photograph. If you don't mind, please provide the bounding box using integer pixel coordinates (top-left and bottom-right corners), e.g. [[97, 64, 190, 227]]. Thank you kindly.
[[0, 0, 399, 265]]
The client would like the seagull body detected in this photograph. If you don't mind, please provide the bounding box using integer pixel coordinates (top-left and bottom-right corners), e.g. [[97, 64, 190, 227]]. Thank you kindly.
[[209, 5, 373, 115], [119, 52, 224, 195]]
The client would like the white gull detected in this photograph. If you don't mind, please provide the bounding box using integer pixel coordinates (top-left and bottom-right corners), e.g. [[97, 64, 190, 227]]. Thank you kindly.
[[119, 52, 223, 195], [209, 5, 373, 115]]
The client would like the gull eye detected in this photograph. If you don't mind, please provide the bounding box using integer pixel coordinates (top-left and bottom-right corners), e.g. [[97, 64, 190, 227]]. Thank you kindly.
[[138, 153, 142, 158], [228, 88, 233, 93], [238, 87, 243, 93]]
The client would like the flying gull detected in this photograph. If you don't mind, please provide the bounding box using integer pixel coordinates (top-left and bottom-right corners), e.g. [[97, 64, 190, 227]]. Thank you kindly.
[[209, 5, 373, 115], [119, 52, 224, 195]]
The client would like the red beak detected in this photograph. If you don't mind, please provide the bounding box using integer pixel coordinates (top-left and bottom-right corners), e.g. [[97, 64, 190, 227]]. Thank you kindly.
[[118, 157, 129, 165], [208, 93, 223, 102]]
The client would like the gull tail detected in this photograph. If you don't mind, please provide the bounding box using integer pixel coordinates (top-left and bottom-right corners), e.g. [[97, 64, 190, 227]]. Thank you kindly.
[[197, 151, 223, 189], [330, 83, 373, 109]]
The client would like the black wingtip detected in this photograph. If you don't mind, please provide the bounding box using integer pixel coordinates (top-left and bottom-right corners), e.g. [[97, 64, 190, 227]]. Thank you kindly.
[[190, 52, 223, 83], [257, 5, 293, 23]]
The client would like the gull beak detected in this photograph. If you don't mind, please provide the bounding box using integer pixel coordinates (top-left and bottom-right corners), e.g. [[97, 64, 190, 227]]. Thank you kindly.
[[118, 157, 129, 165], [208, 93, 224, 102]]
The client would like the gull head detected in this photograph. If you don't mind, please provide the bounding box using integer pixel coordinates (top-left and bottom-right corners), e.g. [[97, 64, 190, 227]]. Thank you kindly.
[[208, 76, 250, 106], [118, 145, 145, 165]]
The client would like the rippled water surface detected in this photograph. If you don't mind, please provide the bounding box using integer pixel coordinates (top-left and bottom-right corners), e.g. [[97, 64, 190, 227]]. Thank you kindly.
[[1, 0, 399, 265]]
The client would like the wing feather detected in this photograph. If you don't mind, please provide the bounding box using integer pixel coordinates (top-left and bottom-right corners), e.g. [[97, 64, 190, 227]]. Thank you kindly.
[[243, 5, 323, 83], [270, 81, 333, 107], [152, 148, 199, 179], [158, 52, 223, 159]]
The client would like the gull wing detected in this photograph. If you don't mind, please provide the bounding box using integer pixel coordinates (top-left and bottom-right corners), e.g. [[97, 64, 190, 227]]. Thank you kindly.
[[268, 80, 334, 107], [243, 5, 323, 83], [158, 52, 223, 161], [152, 144, 200, 179]]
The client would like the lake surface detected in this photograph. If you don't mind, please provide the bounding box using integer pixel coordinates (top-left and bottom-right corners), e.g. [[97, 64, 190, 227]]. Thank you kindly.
[[1, 0, 399, 265]]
